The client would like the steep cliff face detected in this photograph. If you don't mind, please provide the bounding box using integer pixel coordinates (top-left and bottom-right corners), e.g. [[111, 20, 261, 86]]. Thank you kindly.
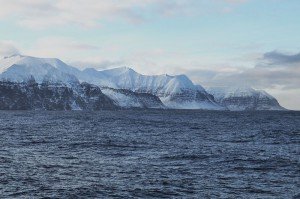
[[207, 87, 286, 111], [158, 87, 223, 110], [101, 87, 165, 109], [76, 83, 118, 110], [0, 81, 117, 110]]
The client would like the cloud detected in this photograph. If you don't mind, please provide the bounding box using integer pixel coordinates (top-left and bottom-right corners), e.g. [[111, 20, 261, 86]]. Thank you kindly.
[[24, 37, 99, 60], [264, 88, 300, 110], [70, 60, 126, 70], [0, 0, 162, 28], [0, 41, 21, 58], [0, 0, 250, 29], [260, 51, 300, 66], [183, 56, 300, 110], [186, 50, 300, 92], [211, 66, 300, 89]]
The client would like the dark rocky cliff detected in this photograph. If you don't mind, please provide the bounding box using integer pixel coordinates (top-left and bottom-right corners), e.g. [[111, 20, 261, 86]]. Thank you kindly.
[[0, 80, 117, 110], [101, 87, 165, 109]]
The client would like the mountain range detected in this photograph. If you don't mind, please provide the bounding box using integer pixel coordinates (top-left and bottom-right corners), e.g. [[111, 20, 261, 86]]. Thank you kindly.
[[0, 54, 286, 111]]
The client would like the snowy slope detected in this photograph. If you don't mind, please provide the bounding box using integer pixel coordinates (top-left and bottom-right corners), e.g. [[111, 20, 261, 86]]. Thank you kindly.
[[82, 67, 180, 95], [0, 55, 285, 111], [207, 86, 285, 111], [81, 67, 223, 110], [0, 54, 80, 85], [0, 55, 223, 110]]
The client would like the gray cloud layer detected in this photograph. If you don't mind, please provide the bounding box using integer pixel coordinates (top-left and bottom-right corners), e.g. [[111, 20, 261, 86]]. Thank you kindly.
[[262, 51, 300, 66], [187, 51, 300, 91]]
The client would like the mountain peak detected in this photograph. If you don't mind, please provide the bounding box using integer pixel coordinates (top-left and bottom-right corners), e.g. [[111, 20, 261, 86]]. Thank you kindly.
[[0, 54, 80, 85], [206, 86, 285, 110]]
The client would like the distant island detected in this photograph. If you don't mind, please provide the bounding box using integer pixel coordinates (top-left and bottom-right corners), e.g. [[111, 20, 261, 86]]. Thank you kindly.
[[0, 54, 285, 111]]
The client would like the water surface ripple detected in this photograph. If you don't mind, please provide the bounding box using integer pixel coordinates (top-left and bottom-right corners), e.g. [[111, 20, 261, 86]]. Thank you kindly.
[[0, 110, 299, 198]]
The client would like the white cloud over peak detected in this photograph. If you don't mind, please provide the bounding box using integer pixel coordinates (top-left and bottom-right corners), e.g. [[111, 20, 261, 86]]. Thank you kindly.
[[24, 37, 101, 62], [0, 41, 20, 57]]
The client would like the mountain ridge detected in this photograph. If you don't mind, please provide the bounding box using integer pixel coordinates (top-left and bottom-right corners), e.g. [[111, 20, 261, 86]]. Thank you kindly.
[[207, 86, 285, 111], [0, 54, 286, 111]]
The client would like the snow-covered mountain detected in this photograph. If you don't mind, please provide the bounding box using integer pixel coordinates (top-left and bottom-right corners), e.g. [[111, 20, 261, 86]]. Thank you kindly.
[[207, 86, 285, 111], [0, 55, 167, 109], [0, 54, 286, 111], [0, 55, 221, 110], [0, 54, 80, 86], [81, 67, 223, 110]]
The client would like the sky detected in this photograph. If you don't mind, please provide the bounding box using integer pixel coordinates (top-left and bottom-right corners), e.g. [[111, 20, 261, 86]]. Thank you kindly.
[[0, 0, 299, 110]]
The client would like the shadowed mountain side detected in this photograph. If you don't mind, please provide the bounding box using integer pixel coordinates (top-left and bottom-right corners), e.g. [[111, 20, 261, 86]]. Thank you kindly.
[[0, 80, 117, 110]]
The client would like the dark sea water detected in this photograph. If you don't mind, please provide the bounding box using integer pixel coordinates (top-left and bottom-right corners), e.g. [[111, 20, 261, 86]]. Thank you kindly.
[[0, 110, 299, 198]]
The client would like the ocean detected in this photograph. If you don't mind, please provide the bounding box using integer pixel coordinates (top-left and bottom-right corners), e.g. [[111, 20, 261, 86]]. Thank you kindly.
[[0, 110, 299, 198]]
